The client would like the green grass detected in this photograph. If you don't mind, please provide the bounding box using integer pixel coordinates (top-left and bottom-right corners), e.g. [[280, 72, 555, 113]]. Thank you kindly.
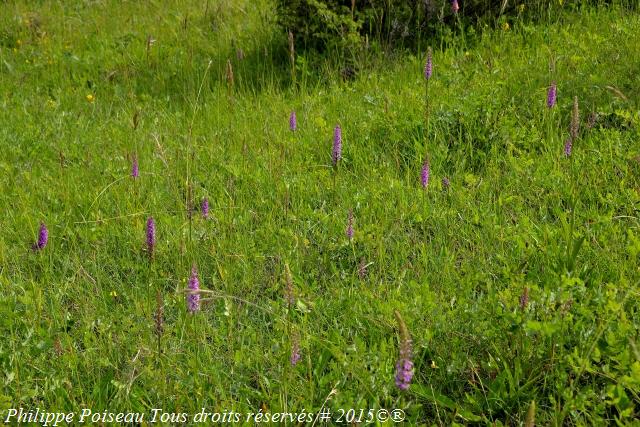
[[1, 1, 639, 425]]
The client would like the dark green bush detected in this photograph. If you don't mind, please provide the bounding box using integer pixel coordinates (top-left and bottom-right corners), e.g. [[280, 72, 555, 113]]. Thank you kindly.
[[274, 0, 637, 52]]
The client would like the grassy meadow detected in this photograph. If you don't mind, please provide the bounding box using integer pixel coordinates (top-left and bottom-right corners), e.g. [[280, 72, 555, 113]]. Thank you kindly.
[[1, 0, 639, 424]]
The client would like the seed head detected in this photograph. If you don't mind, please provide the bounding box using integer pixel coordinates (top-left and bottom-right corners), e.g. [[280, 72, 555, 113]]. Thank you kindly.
[[358, 258, 368, 280], [288, 31, 295, 64], [225, 59, 234, 88], [53, 336, 63, 356], [570, 96, 580, 141], [146, 35, 156, 50], [186, 182, 194, 219], [284, 263, 295, 307], [525, 400, 536, 427]]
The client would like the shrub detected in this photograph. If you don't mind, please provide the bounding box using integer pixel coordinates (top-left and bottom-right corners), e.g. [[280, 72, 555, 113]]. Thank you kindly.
[[274, 0, 637, 52]]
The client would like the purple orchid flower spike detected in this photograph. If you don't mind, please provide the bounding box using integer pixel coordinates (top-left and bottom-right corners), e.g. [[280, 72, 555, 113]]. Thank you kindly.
[[547, 82, 557, 108], [346, 209, 354, 241], [131, 154, 139, 178], [394, 310, 414, 390], [424, 48, 432, 80], [289, 111, 297, 132], [187, 265, 201, 313], [332, 125, 342, 166], [32, 222, 48, 251], [146, 217, 156, 256], [201, 197, 209, 219], [564, 138, 572, 157], [421, 159, 430, 189]]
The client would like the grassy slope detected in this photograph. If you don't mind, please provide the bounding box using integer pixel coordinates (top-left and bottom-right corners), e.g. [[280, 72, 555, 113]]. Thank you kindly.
[[1, 1, 639, 424]]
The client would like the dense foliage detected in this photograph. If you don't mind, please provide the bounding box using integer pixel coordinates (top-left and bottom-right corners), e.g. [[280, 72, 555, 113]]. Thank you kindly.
[[275, 0, 639, 51]]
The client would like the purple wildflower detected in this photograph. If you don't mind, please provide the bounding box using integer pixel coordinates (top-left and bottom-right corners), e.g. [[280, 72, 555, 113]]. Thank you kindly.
[[547, 82, 557, 108], [289, 111, 297, 132], [452, 0, 459, 13], [332, 125, 342, 166], [201, 197, 209, 219], [564, 138, 572, 157], [290, 333, 301, 366], [442, 177, 450, 189], [396, 358, 414, 391], [146, 217, 156, 255], [131, 154, 139, 178], [421, 159, 430, 189], [346, 209, 354, 241], [394, 310, 414, 391], [424, 48, 432, 80], [187, 265, 200, 313], [33, 222, 48, 251]]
